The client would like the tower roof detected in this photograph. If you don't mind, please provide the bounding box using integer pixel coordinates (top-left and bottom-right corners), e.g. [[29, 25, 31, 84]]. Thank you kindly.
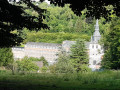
[[91, 19, 101, 43], [93, 19, 101, 36]]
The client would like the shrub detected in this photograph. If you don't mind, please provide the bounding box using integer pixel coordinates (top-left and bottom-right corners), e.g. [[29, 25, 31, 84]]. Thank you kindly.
[[40, 66, 48, 73], [17, 57, 39, 73], [49, 64, 56, 73], [0, 48, 13, 66]]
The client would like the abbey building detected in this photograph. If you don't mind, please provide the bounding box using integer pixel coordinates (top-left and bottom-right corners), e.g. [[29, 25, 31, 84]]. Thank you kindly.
[[88, 19, 104, 70], [12, 19, 104, 70]]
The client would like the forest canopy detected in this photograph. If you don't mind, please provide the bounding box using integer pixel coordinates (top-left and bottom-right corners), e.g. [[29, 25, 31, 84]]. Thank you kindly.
[[0, 0, 120, 47]]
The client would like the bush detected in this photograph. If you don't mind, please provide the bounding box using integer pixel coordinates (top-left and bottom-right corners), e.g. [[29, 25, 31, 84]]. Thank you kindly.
[[55, 49, 74, 73], [24, 56, 48, 66], [49, 64, 56, 73], [0, 48, 13, 66], [17, 57, 39, 73], [40, 66, 48, 73]]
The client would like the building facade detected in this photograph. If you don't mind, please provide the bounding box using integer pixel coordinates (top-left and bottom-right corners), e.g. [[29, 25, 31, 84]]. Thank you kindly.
[[12, 41, 75, 65], [12, 19, 104, 70]]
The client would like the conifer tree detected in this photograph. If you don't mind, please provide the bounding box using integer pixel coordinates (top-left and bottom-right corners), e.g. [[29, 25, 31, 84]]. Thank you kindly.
[[70, 39, 89, 72], [102, 17, 120, 69], [55, 48, 74, 73]]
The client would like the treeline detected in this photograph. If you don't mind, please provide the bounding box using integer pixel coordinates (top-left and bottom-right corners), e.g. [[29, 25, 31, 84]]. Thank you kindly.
[[22, 30, 90, 44], [18, 2, 111, 45]]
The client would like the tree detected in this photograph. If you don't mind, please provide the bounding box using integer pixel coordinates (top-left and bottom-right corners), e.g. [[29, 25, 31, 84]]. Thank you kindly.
[[0, 48, 13, 66], [39, 56, 48, 66], [1, 0, 120, 47], [101, 17, 120, 69], [49, 0, 120, 19], [17, 57, 39, 73], [55, 48, 74, 73], [0, 0, 48, 47], [70, 39, 89, 72]]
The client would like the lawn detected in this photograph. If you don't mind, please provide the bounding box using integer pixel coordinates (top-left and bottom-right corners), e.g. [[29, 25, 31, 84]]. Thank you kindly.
[[0, 70, 120, 90]]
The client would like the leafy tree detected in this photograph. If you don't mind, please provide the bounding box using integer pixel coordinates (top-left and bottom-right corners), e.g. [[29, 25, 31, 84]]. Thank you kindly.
[[39, 56, 48, 66], [55, 48, 74, 73], [74, 17, 83, 33], [70, 39, 89, 72], [0, 48, 13, 66], [23, 56, 48, 66], [101, 17, 120, 69], [43, 4, 78, 33], [17, 57, 39, 73], [40, 66, 48, 73], [1, 0, 120, 47], [0, 0, 47, 47], [49, 0, 120, 19]]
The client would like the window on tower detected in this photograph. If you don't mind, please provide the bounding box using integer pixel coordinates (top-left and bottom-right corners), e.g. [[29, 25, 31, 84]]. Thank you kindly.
[[93, 60, 96, 65], [92, 45, 94, 48], [96, 45, 98, 48]]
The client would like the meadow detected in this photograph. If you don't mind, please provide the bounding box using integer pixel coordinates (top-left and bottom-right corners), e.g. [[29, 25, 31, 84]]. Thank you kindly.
[[0, 70, 120, 90]]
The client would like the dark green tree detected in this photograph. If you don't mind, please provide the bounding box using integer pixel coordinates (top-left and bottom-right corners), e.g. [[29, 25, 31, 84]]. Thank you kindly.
[[0, 0, 48, 47], [0, 48, 13, 66], [102, 17, 120, 69], [55, 48, 74, 73], [49, 0, 120, 19], [70, 39, 89, 72], [2, 0, 119, 47], [39, 56, 48, 66], [17, 57, 39, 73]]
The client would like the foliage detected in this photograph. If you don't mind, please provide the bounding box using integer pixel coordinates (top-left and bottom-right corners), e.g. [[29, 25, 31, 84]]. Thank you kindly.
[[101, 17, 120, 69], [70, 39, 89, 72], [17, 57, 39, 73], [40, 66, 48, 73], [2, 0, 120, 47], [41, 4, 95, 35], [23, 31, 90, 44], [39, 56, 48, 66], [0, 0, 47, 47], [49, 64, 56, 73], [27, 56, 48, 66], [0, 48, 13, 66], [55, 49, 74, 73], [50, 0, 120, 19]]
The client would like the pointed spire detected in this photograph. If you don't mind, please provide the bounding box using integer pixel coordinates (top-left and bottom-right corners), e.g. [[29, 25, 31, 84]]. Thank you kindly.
[[95, 19, 99, 31], [96, 19, 99, 26], [91, 19, 101, 43]]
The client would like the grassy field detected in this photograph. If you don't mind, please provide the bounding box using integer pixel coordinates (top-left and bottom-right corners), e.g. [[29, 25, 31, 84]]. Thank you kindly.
[[0, 70, 120, 90]]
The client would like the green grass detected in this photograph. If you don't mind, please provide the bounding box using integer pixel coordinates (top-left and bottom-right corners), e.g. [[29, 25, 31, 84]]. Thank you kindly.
[[0, 70, 120, 90]]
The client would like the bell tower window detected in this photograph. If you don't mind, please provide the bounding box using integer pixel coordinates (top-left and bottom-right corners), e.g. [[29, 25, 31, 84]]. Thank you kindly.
[[93, 60, 96, 65], [92, 45, 94, 48], [96, 45, 98, 48]]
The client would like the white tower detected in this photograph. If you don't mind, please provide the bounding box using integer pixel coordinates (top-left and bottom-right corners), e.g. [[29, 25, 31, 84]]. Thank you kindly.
[[89, 19, 104, 71]]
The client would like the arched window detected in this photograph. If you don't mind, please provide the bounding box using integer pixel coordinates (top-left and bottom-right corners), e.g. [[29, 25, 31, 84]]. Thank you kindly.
[[96, 45, 98, 48], [93, 60, 96, 65], [92, 45, 94, 48]]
